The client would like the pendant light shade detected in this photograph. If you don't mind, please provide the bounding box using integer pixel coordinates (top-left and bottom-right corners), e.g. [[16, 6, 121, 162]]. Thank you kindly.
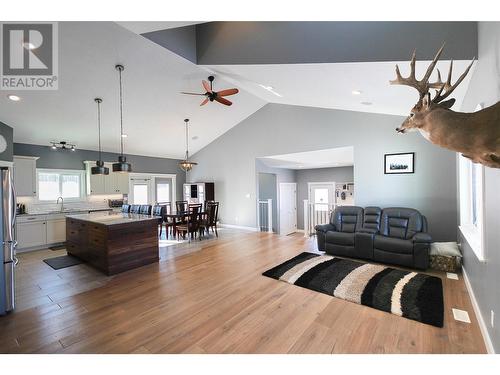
[[179, 118, 197, 172], [91, 98, 109, 175], [112, 64, 132, 173]]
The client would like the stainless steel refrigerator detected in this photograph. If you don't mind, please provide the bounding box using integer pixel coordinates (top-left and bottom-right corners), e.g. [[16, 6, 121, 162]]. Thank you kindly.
[[0, 167, 17, 315]]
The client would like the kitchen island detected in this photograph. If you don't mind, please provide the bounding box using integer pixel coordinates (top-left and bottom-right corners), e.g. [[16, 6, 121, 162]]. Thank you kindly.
[[66, 212, 159, 275]]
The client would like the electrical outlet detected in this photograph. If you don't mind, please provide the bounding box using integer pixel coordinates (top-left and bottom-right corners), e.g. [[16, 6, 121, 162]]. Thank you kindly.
[[491, 310, 495, 328]]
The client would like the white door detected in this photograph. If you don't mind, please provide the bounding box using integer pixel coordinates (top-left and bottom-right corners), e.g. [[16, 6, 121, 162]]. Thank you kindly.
[[130, 179, 152, 205], [279, 183, 297, 236]]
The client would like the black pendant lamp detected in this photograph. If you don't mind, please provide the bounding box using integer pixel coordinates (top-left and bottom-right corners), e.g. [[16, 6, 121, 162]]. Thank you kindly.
[[91, 98, 109, 175], [179, 119, 197, 172], [112, 64, 132, 173]]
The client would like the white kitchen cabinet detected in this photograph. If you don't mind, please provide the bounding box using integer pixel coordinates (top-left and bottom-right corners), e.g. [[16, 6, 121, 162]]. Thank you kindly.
[[13, 156, 39, 197], [46, 219, 66, 243], [16, 217, 47, 249], [85, 161, 129, 195]]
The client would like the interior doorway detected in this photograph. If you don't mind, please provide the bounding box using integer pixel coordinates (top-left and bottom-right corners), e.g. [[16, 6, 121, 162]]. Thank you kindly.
[[279, 182, 297, 236]]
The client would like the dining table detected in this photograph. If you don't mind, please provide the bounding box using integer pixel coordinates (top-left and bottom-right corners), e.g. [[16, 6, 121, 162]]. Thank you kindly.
[[164, 210, 206, 243]]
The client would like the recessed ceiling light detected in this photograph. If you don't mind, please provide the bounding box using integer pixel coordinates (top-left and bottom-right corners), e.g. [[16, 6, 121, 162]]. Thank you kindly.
[[352, 90, 362, 95], [192, 136, 199, 140], [23, 42, 36, 50], [121, 134, 128, 138], [7, 95, 21, 102], [361, 101, 373, 106]]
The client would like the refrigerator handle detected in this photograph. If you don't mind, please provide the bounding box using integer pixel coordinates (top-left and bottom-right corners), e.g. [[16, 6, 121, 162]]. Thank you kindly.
[[14, 256, 19, 266], [10, 173, 17, 228]]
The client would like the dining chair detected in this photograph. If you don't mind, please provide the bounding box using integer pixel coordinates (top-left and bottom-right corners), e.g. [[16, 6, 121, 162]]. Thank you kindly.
[[152, 205, 166, 237], [139, 205, 152, 215], [121, 204, 131, 213], [176, 204, 202, 240], [200, 201, 219, 237], [176, 201, 188, 213], [129, 205, 141, 214]]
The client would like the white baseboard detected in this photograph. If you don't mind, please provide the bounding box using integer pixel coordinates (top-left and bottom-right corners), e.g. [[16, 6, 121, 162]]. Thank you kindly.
[[462, 266, 495, 354], [296, 229, 305, 233], [219, 224, 259, 232]]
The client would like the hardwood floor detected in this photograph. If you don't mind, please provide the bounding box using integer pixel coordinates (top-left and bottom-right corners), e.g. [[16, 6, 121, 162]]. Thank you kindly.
[[0, 230, 486, 354]]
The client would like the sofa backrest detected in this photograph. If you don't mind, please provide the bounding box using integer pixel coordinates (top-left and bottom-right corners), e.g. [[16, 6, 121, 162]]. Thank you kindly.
[[363, 206, 382, 231], [330, 206, 363, 233], [380, 207, 424, 239]]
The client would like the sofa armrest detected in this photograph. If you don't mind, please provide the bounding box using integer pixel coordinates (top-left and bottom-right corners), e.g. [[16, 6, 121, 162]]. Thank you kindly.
[[358, 227, 378, 235], [315, 223, 335, 233], [412, 232, 432, 243]]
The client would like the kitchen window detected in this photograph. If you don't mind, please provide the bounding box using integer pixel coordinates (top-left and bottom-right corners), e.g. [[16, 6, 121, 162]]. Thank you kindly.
[[37, 169, 85, 201]]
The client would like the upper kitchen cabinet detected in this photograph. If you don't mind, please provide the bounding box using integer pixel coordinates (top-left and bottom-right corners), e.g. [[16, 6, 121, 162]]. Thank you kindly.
[[13, 155, 39, 197], [84, 161, 129, 195]]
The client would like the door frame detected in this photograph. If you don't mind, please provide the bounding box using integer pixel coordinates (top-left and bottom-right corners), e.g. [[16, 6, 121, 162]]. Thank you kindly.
[[279, 182, 297, 236], [307, 181, 336, 206], [128, 173, 177, 206]]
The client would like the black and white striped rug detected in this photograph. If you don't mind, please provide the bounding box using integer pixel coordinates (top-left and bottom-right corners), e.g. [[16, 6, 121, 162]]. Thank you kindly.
[[262, 252, 444, 327]]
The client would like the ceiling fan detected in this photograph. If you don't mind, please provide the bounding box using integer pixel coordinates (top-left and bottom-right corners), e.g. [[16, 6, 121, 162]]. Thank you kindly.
[[181, 76, 239, 106]]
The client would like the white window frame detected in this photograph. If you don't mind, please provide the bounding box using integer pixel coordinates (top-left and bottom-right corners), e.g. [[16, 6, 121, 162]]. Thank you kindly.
[[36, 168, 86, 202], [458, 155, 486, 262]]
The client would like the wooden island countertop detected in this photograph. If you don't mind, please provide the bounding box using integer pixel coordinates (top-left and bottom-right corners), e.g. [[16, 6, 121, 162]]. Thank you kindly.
[[65, 212, 159, 275]]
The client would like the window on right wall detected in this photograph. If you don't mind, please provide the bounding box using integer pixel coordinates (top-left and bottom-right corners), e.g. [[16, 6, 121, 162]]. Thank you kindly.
[[458, 154, 485, 261]]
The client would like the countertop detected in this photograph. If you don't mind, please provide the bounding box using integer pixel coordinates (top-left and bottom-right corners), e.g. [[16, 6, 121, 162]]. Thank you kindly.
[[66, 212, 159, 226], [17, 208, 113, 217]]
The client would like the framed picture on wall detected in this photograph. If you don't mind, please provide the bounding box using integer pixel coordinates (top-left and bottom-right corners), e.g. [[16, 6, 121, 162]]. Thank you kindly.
[[384, 152, 415, 174]]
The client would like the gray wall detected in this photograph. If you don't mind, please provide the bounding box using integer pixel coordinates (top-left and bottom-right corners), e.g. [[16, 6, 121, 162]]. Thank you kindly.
[[196, 22, 477, 65], [189, 103, 457, 241], [0, 121, 13, 162], [255, 159, 296, 232], [257, 173, 277, 232], [142, 24, 197, 64], [296, 166, 354, 230], [459, 22, 500, 353], [13, 143, 186, 199]]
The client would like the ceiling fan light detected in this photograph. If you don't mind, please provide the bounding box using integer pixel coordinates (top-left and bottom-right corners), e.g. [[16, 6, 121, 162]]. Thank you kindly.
[[112, 155, 132, 173]]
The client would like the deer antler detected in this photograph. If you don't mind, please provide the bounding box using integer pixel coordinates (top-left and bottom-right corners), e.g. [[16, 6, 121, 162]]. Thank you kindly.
[[431, 59, 475, 103], [390, 44, 445, 99]]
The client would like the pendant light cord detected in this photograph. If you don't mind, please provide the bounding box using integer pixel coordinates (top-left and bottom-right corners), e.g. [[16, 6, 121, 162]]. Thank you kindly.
[[118, 66, 124, 157], [97, 100, 102, 161], [185, 120, 189, 161]]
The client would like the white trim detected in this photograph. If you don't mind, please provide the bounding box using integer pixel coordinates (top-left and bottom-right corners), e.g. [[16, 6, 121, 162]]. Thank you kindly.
[[219, 223, 259, 232], [0, 160, 14, 167], [36, 168, 86, 202], [462, 266, 495, 354], [13, 155, 39, 161]]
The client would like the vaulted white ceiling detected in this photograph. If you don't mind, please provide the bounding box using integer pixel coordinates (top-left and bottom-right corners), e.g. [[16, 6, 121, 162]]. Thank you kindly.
[[206, 60, 474, 116], [0, 22, 265, 159], [0, 22, 475, 160]]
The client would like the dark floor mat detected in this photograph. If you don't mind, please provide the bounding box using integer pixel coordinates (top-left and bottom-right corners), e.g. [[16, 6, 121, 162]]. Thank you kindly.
[[43, 255, 82, 270], [49, 244, 66, 251]]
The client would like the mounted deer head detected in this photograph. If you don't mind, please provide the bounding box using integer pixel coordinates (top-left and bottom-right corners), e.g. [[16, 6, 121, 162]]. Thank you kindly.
[[390, 45, 500, 169]]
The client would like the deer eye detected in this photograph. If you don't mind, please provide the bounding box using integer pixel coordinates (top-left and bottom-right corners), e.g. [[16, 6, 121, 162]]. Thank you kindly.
[[409, 113, 415, 118]]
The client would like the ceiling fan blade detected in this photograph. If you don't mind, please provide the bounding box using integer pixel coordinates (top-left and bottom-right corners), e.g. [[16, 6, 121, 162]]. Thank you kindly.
[[200, 98, 209, 106], [215, 96, 232, 106], [202, 80, 212, 93], [181, 92, 206, 96], [217, 88, 239, 97]]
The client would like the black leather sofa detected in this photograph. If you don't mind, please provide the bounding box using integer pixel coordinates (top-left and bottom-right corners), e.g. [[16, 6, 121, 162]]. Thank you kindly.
[[315, 206, 431, 270]]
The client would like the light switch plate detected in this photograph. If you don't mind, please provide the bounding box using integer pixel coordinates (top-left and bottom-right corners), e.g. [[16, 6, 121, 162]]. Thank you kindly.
[[452, 308, 471, 323], [447, 272, 459, 280]]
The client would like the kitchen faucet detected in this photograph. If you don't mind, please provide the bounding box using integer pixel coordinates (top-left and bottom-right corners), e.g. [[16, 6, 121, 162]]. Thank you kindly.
[[57, 196, 64, 212]]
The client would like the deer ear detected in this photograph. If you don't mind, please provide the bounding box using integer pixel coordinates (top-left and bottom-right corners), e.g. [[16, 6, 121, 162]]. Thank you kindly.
[[422, 92, 432, 109], [439, 98, 456, 109]]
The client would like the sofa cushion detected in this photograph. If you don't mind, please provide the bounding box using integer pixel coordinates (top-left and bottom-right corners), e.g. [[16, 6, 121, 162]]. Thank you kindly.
[[363, 206, 381, 232], [380, 208, 423, 239], [374, 235, 413, 254], [326, 231, 355, 246], [331, 206, 363, 233]]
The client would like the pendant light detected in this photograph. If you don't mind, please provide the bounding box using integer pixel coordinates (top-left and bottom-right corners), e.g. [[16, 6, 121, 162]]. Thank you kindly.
[[179, 118, 198, 172], [91, 98, 109, 175], [112, 64, 132, 173]]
